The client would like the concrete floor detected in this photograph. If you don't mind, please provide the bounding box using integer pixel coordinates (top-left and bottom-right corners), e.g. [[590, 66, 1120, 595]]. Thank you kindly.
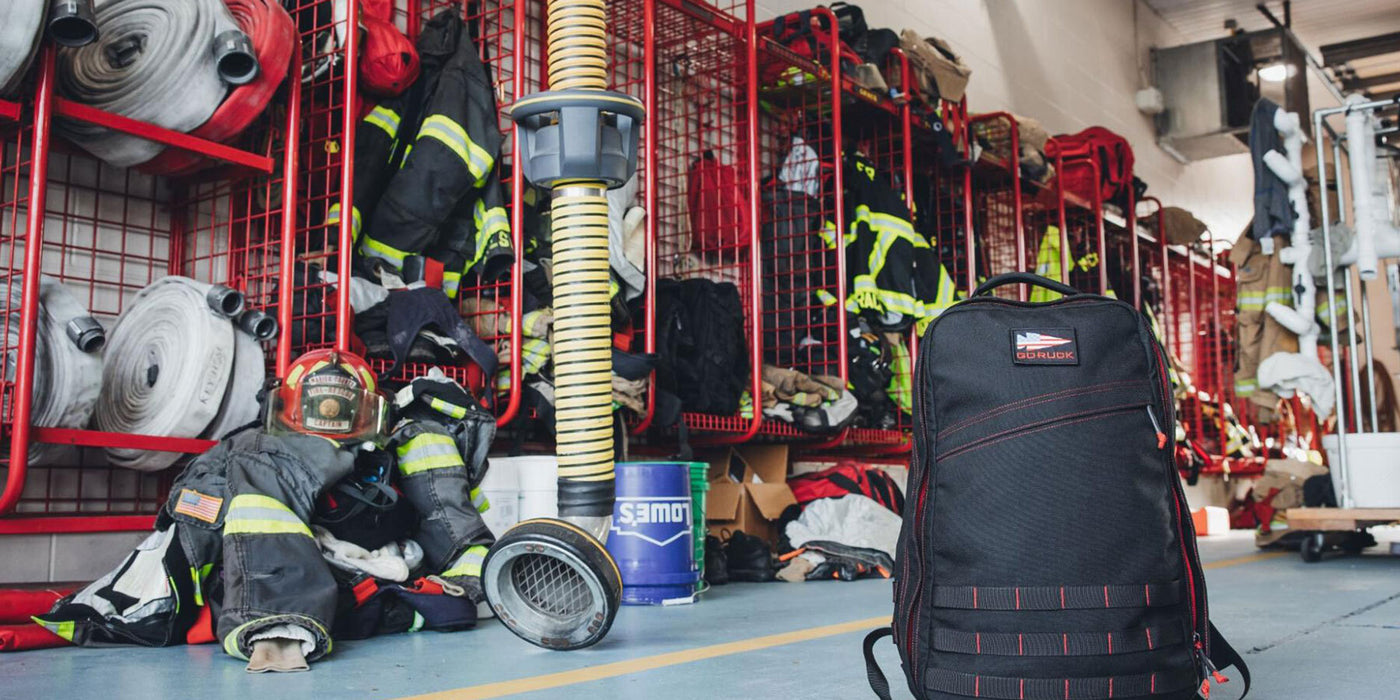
[[2, 531, 1397, 699]]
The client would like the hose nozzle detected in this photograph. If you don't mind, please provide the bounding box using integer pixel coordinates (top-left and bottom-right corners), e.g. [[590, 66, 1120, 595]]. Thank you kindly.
[[213, 29, 259, 86], [236, 308, 278, 341], [48, 0, 99, 48], [65, 316, 106, 353], [205, 284, 245, 317]]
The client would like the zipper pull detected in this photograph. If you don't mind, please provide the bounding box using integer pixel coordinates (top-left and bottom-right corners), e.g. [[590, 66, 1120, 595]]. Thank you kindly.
[[1194, 635, 1230, 693], [1146, 406, 1167, 449]]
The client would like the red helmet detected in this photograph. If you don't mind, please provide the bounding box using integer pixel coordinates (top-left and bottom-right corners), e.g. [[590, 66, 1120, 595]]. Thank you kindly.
[[267, 349, 388, 443]]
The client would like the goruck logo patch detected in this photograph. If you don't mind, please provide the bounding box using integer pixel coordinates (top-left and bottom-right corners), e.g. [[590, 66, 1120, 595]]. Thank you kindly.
[[1011, 328, 1079, 365]]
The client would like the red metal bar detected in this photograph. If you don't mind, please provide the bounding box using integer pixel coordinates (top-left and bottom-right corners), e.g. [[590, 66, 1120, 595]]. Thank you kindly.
[[0, 515, 157, 535], [54, 99, 273, 173], [797, 6, 850, 451], [496, 0, 528, 427], [700, 0, 763, 446], [958, 101, 975, 293], [1143, 196, 1170, 349], [0, 99, 19, 122], [1128, 188, 1140, 308], [275, 54, 304, 377], [333, 0, 361, 352], [1208, 229, 1226, 452], [1, 48, 56, 516], [630, 0, 659, 434], [31, 428, 218, 453]]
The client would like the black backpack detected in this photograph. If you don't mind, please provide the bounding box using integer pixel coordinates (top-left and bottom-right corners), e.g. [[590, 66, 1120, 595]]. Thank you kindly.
[[654, 278, 748, 415], [864, 273, 1250, 700]]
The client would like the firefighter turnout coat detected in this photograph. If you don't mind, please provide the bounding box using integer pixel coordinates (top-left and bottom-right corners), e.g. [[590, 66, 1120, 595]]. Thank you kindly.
[[328, 11, 512, 298]]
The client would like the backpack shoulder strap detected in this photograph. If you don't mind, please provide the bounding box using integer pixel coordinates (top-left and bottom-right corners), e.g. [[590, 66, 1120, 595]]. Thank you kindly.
[[863, 627, 895, 700], [1209, 621, 1252, 699]]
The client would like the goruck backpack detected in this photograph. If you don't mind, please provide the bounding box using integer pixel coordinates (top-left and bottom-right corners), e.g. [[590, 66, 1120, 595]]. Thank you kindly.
[[864, 274, 1251, 700]]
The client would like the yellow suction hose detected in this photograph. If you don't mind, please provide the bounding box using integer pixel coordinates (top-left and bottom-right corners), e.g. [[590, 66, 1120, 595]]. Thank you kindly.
[[544, 0, 617, 539]]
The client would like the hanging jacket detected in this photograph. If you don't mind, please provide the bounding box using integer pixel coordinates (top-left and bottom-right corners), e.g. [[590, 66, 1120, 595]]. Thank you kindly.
[[839, 153, 955, 334], [1230, 235, 1298, 414], [1249, 98, 1294, 244], [328, 11, 512, 298]]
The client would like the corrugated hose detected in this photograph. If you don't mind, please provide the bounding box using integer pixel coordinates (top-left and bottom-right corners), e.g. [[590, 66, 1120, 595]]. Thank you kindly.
[[546, 0, 617, 535], [55, 0, 261, 167]]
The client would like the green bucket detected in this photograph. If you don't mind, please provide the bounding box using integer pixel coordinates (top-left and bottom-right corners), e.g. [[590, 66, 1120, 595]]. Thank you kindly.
[[687, 462, 709, 588]]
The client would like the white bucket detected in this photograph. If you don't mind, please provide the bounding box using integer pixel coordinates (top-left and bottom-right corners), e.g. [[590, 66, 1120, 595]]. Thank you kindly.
[[479, 456, 522, 538], [496, 455, 559, 521], [1322, 432, 1400, 508]]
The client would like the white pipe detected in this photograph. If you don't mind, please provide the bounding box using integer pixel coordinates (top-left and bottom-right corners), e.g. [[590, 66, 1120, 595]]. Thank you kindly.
[[1344, 94, 1400, 281], [1267, 109, 1319, 358]]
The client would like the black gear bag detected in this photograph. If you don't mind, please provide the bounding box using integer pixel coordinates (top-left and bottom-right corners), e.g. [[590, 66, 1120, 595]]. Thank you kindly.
[[864, 273, 1251, 700]]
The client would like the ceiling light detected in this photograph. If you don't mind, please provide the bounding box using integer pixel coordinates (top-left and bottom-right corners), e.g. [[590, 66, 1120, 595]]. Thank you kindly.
[[1258, 63, 1290, 82]]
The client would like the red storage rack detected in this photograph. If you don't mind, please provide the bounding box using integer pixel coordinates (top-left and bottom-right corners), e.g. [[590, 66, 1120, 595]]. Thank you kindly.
[[752, 8, 847, 446], [292, 0, 531, 423], [650, 0, 760, 444], [1, 47, 294, 533]]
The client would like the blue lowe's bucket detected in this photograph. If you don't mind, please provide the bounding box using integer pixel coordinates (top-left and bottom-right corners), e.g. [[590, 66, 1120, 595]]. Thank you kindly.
[[607, 462, 700, 605]]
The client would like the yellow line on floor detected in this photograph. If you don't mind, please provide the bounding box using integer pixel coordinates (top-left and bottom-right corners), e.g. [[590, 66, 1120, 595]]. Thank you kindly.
[[1203, 550, 1289, 569], [404, 549, 1283, 699], [397, 615, 891, 700]]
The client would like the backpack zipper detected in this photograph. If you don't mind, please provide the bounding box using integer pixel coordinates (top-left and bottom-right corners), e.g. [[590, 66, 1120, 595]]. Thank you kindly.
[[1146, 335, 1210, 661]]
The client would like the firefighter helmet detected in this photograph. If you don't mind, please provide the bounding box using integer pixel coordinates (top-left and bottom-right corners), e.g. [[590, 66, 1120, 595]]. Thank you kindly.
[[267, 349, 388, 443]]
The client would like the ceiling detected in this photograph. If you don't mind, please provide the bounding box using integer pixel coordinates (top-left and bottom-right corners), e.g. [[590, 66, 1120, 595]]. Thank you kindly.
[[1144, 0, 1400, 99]]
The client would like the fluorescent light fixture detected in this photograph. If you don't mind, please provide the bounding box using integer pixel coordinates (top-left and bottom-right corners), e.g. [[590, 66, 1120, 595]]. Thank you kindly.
[[1258, 63, 1291, 82]]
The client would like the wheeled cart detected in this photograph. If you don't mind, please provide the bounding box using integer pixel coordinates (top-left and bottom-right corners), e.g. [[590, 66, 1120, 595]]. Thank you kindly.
[[1285, 508, 1400, 562]]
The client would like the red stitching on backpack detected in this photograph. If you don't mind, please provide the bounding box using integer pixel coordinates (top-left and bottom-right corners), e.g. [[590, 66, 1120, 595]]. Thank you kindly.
[[938, 404, 1144, 462], [1144, 583, 1151, 606], [1060, 586, 1066, 608], [1103, 585, 1110, 607], [1146, 627, 1154, 650], [973, 587, 979, 609], [1019, 633, 1024, 656], [1107, 632, 1113, 654], [1063, 633, 1068, 655], [1015, 587, 1021, 610], [937, 380, 1143, 439], [975, 675, 980, 697]]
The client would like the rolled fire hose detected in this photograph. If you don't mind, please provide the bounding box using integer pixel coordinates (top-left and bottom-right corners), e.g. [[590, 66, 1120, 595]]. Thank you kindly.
[[93, 276, 268, 472], [0, 2, 48, 96], [3, 275, 105, 466], [56, 0, 259, 167], [139, 0, 295, 176]]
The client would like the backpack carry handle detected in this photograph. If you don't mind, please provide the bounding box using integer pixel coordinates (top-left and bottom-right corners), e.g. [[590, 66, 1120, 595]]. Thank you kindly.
[[973, 272, 1082, 299]]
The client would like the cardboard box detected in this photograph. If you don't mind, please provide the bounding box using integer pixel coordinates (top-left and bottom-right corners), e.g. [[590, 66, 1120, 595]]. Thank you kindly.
[[704, 444, 796, 546]]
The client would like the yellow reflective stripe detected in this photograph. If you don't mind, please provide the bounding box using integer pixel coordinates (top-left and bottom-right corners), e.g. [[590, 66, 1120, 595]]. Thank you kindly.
[[223, 494, 312, 538], [360, 235, 410, 267], [324, 203, 363, 241], [396, 433, 464, 475], [441, 269, 462, 299], [471, 487, 489, 513], [522, 338, 551, 375], [364, 105, 402, 139], [468, 201, 511, 273], [418, 115, 493, 184], [815, 289, 839, 306], [441, 545, 489, 578], [407, 611, 426, 633], [33, 617, 76, 642], [429, 397, 469, 419]]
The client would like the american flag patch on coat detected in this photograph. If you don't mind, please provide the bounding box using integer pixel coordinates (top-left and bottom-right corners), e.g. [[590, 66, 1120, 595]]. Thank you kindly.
[[174, 488, 223, 523]]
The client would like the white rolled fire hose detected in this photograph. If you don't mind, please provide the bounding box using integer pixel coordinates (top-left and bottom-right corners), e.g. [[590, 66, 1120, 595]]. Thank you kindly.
[[3, 275, 105, 466], [0, 2, 47, 96], [94, 276, 269, 472], [55, 0, 257, 167]]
